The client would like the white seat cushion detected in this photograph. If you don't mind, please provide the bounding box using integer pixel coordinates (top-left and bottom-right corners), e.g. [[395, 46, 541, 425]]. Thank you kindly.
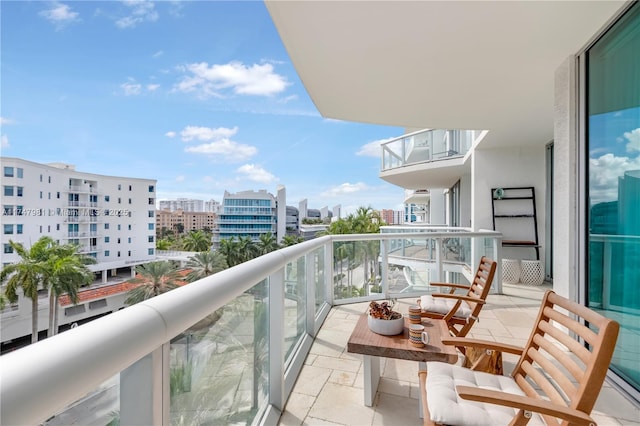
[[420, 294, 472, 318], [425, 362, 524, 425]]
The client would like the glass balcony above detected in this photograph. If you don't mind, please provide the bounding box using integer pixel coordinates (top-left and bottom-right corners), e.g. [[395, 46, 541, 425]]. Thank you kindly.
[[380, 129, 487, 189]]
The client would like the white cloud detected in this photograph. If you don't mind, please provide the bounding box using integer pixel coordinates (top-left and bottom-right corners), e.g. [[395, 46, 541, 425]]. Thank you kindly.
[[589, 153, 640, 204], [321, 182, 369, 197], [152, 50, 164, 58], [39, 2, 79, 30], [236, 164, 277, 184], [278, 94, 298, 104], [121, 80, 142, 96], [624, 128, 640, 153], [168, 1, 184, 17], [0, 117, 15, 125], [177, 125, 256, 162], [175, 175, 185, 182], [185, 139, 257, 162], [175, 61, 290, 97], [357, 137, 395, 157], [1, 135, 9, 149], [179, 126, 238, 142], [116, 0, 158, 29], [120, 78, 159, 95], [165, 131, 176, 138]]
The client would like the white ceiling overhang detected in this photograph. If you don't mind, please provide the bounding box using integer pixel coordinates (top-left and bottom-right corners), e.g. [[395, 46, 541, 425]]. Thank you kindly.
[[266, 1, 626, 148]]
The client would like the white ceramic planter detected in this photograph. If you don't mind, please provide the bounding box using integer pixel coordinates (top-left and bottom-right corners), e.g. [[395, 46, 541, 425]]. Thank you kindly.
[[368, 315, 404, 336]]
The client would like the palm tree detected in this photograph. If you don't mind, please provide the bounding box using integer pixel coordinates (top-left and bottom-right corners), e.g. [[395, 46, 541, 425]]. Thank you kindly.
[[256, 232, 279, 255], [1, 237, 55, 343], [182, 230, 211, 252], [237, 236, 259, 263], [156, 238, 172, 250], [281, 235, 304, 247], [322, 217, 353, 235], [125, 261, 181, 305], [46, 242, 96, 337], [184, 251, 228, 282], [0, 287, 8, 310], [219, 237, 242, 267]]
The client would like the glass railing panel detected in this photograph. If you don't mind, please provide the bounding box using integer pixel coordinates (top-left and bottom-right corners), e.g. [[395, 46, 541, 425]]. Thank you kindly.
[[42, 375, 120, 426], [441, 236, 467, 263], [170, 279, 269, 425], [380, 129, 480, 171], [479, 236, 497, 260], [333, 240, 382, 300], [284, 256, 307, 361], [312, 247, 326, 314], [588, 236, 640, 390], [381, 137, 405, 170]]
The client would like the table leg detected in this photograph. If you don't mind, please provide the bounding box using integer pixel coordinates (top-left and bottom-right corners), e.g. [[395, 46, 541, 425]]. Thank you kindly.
[[418, 361, 426, 418], [363, 355, 380, 406]]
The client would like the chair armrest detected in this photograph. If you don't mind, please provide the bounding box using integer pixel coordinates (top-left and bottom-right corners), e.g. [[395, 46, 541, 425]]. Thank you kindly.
[[430, 294, 486, 304], [455, 386, 595, 425], [441, 337, 524, 355], [430, 282, 471, 290]]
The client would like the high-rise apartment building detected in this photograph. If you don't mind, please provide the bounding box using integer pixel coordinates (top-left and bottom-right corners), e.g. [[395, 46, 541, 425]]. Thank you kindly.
[[213, 187, 286, 246], [1, 157, 157, 341], [204, 199, 222, 214], [380, 209, 404, 225]]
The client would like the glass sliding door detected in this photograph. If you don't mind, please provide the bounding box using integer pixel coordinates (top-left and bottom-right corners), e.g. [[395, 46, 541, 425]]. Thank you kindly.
[[586, 3, 640, 393]]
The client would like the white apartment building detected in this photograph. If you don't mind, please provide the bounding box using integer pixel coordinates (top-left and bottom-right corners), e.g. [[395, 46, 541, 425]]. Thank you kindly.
[[1, 157, 157, 342], [204, 199, 221, 214]]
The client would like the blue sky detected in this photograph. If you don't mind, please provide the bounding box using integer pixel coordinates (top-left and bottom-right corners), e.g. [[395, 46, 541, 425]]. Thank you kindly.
[[0, 1, 406, 215], [589, 106, 640, 204]]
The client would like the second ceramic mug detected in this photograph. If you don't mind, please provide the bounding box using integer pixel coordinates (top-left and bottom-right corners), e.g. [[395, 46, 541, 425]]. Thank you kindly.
[[409, 324, 429, 347]]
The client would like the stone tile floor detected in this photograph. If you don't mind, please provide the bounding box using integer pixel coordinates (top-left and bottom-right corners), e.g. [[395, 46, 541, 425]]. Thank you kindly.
[[279, 283, 640, 425]]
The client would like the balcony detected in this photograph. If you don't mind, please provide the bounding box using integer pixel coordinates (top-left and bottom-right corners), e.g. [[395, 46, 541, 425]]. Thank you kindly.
[[66, 185, 99, 194], [78, 245, 100, 254], [66, 232, 98, 239], [1, 231, 637, 425], [380, 129, 486, 189]]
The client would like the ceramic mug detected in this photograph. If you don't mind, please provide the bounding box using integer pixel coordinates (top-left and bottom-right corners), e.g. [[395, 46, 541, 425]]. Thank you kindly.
[[409, 324, 429, 347]]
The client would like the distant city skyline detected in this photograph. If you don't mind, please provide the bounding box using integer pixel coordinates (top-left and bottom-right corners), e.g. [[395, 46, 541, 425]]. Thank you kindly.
[[1, 1, 406, 217]]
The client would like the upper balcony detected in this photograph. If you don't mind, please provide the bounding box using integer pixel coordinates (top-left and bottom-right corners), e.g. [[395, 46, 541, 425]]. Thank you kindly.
[[380, 129, 487, 189], [1, 229, 636, 425]]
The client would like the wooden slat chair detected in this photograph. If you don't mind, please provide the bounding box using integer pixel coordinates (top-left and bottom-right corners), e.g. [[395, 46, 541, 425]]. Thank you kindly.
[[418, 256, 497, 340], [418, 290, 620, 426]]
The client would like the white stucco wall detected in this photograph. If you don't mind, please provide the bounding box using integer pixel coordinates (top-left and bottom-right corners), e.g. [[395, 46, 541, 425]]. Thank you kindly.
[[460, 173, 472, 228], [471, 145, 547, 263], [552, 56, 578, 301], [429, 189, 446, 225]]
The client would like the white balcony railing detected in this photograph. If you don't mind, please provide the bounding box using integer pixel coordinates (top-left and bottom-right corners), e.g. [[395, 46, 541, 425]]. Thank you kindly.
[[0, 230, 502, 425], [381, 128, 486, 172], [67, 185, 99, 194], [589, 234, 640, 313]]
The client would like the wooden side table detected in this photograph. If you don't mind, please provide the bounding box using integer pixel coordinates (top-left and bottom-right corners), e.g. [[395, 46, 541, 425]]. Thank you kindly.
[[347, 315, 458, 407]]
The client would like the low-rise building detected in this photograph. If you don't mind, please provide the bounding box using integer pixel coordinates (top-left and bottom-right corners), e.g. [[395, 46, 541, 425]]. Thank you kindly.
[[156, 209, 216, 235]]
